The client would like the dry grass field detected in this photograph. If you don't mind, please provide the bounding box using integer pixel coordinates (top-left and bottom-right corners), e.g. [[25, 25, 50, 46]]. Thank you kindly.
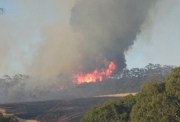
[[0, 93, 135, 122], [96, 92, 137, 97]]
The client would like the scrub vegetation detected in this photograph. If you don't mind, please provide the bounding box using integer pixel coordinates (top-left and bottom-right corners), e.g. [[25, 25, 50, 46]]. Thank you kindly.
[[81, 67, 180, 122]]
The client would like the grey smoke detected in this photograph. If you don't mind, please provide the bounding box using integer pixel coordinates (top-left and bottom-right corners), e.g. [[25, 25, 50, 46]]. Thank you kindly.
[[70, 0, 157, 73]]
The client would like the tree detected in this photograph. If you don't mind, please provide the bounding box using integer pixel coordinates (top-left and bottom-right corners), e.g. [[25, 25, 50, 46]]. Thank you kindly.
[[166, 67, 180, 100], [131, 82, 167, 122], [81, 95, 136, 122], [166, 67, 180, 121], [131, 67, 180, 122]]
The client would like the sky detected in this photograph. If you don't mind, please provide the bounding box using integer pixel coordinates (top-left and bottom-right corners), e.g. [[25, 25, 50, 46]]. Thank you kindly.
[[0, 0, 76, 77], [126, 0, 180, 68], [0, 0, 180, 77]]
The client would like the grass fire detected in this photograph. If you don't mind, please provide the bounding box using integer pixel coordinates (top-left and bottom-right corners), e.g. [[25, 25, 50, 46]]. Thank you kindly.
[[73, 62, 116, 84]]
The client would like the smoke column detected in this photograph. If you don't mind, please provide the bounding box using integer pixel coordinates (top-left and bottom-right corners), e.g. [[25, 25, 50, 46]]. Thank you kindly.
[[0, 0, 158, 79], [70, 0, 157, 73]]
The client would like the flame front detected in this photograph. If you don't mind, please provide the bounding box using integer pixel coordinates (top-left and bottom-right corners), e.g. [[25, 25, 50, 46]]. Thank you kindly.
[[73, 62, 116, 84]]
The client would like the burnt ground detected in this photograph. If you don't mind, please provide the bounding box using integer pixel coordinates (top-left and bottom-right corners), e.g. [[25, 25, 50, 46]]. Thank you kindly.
[[0, 97, 120, 122]]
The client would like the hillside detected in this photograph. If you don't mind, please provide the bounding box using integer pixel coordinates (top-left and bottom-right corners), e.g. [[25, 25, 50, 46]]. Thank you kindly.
[[0, 97, 124, 122], [0, 64, 174, 102]]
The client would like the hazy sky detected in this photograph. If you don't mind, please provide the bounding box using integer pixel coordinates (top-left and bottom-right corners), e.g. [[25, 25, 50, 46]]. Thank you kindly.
[[126, 0, 180, 68], [0, 0, 180, 77], [0, 0, 75, 77]]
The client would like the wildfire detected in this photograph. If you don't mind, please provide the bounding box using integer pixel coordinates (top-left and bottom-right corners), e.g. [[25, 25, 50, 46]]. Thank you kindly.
[[73, 62, 116, 84]]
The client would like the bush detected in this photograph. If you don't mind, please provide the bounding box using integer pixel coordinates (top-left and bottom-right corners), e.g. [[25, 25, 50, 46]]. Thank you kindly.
[[131, 67, 180, 122], [81, 95, 136, 122]]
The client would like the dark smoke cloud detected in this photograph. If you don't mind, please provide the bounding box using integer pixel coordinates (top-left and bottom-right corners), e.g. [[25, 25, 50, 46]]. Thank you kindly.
[[70, 0, 157, 73]]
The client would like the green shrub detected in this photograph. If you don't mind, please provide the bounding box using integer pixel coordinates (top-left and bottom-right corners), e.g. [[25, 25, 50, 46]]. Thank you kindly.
[[131, 67, 180, 122], [81, 95, 136, 122]]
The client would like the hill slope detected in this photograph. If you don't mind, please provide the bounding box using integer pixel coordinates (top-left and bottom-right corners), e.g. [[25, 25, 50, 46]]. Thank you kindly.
[[0, 97, 124, 122]]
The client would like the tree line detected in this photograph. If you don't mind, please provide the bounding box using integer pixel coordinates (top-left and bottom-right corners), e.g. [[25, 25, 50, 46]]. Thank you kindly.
[[0, 64, 174, 102]]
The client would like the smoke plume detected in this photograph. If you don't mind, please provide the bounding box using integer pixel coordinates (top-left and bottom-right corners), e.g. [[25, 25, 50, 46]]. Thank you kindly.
[[28, 0, 159, 82], [70, 0, 157, 73], [0, 0, 158, 78]]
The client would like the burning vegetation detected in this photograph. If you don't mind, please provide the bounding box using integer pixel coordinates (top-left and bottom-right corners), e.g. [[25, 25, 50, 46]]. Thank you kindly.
[[0, 64, 173, 102], [73, 62, 116, 84]]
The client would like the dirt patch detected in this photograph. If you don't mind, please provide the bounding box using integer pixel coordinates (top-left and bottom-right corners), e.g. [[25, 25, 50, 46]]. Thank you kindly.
[[95, 92, 137, 97]]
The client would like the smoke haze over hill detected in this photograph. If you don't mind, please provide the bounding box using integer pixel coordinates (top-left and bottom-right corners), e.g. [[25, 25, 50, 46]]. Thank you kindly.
[[0, 0, 179, 101], [0, 64, 173, 102]]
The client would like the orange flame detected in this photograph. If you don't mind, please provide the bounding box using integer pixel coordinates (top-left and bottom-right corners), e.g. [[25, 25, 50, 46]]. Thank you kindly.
[[73, 62, 116, 84]]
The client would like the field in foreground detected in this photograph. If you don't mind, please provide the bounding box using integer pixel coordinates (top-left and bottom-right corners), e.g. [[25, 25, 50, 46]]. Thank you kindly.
[[0, 93, 135, 122]]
